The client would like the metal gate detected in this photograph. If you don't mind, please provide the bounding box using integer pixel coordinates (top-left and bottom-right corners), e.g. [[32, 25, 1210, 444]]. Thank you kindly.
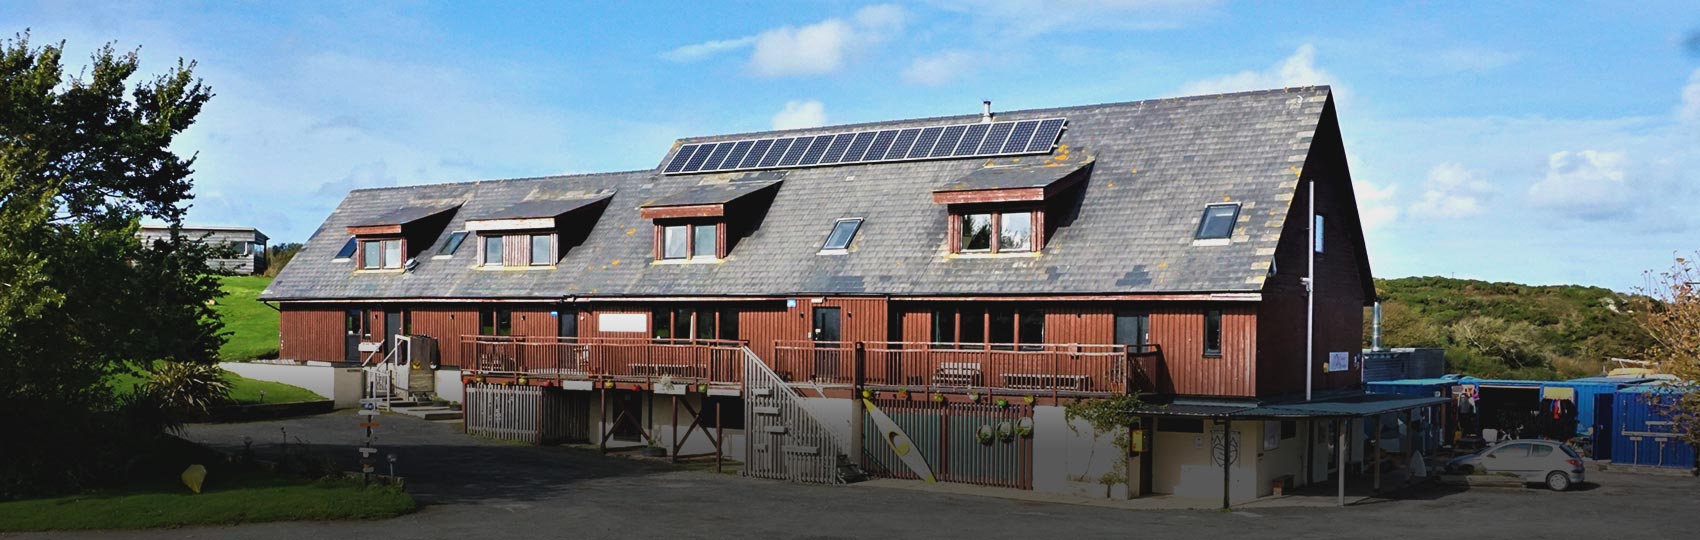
[[465, 383, 589, 444], [743, 347, 849, 484], [862, 399, 1033, 490]]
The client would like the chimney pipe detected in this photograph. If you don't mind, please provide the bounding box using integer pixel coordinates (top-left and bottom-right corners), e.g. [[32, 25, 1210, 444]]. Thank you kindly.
[[981, 100, 993, 123], [1372, 301, 1383, 351]]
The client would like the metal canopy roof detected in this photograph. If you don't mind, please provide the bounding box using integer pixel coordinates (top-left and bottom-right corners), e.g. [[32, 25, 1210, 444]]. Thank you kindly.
[[1134, 392, 1448, 420]]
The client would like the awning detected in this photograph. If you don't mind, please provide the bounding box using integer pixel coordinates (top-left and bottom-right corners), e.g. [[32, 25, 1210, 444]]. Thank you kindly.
[[464, 193, 613, 232], [639, 178, 782, 220], [931, 156, 1092, 205], [347, 204, 461, 236], [1131, 392, 1449, 420]]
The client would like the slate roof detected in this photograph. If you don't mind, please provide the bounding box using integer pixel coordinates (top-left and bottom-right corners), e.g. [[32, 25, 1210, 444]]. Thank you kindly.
[[640, 177, 782, 208], [475, 196, 610, 220], [263, 87, 1341, 301], [933, 157, 1092, 193], [355, 204, 460, 228]]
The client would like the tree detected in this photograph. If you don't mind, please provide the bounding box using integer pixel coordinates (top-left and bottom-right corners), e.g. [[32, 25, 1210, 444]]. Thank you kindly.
[[0, 33, 220, 497], [1631, 254, 1700, 449], [265, 242, 303, 277]]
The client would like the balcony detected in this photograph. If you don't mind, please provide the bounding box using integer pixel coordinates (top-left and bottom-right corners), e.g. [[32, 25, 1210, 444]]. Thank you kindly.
[[771, 341, 1166, 398], [461, 336, 745, 387]]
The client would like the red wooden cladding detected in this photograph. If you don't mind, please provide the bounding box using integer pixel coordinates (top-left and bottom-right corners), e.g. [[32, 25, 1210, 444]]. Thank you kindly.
[[770, 340, 1130, 397], [279, 305, 343, 361]]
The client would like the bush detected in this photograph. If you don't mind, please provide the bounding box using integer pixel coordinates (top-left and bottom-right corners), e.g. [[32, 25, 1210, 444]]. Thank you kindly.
[[144, 362, 233, 412]]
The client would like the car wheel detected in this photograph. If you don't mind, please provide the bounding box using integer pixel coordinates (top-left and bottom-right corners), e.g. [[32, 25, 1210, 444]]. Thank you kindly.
[[1546, 472, 1571, 492]]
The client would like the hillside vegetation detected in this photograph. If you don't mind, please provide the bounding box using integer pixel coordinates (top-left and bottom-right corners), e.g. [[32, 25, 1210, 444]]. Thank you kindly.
[[215, 275, 279, 361], [1366, 276, 1651, 380]]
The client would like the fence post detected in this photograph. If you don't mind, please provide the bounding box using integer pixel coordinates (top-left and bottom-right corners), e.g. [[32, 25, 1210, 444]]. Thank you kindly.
[[851, 342, 867, 469]]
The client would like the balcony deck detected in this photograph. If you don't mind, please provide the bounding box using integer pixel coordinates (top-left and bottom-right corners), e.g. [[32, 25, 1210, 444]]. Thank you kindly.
[[461, 336, 745, 389], [771, 341, 1166, 399]]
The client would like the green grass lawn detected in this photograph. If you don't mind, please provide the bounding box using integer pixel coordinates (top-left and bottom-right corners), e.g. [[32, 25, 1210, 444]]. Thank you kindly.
[[0, 470, 414, 531], [110, 369, 325, 405], [216, 275, 279, 361]]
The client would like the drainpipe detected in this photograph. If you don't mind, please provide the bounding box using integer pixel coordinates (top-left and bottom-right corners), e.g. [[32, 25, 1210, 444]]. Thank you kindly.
[[1306, 179, 1316, 402], [1371, 301, 1382, 351]]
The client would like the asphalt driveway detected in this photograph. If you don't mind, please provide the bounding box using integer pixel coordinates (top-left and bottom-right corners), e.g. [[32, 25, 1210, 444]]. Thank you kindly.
[[8, 411, 1697, 540]]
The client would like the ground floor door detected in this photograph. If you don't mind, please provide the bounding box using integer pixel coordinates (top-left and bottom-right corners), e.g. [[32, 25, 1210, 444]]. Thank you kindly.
[[812, 307, 842, 379], [609, 391, 644, 442], [558, 307, 578, 338], [384, 309, 404, 361], [345, 308, 365, 363]]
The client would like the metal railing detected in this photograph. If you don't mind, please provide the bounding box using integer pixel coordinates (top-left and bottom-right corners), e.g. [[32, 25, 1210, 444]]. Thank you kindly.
[[773, 340, 1163, 397], [461, 336, 746, 385], [743, 346, 850, 484]]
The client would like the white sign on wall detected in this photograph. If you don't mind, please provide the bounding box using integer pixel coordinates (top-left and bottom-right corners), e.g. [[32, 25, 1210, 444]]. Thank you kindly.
[[1327, 352, 1350, 373], [598, 313, 647, 333]]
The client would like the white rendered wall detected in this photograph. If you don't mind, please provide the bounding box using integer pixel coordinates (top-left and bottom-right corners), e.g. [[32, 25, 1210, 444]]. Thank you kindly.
[[220, 362, 362, 408]]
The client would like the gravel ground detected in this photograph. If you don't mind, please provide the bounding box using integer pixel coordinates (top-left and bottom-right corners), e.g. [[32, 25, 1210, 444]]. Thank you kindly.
[[6, 411, 1697, 540]]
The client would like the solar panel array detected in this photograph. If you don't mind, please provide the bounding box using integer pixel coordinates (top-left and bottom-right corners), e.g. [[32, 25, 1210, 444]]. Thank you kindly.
[[663, 118, 1067, 175]]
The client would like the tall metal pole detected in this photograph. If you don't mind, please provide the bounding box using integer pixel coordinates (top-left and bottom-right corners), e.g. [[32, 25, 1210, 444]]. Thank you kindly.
[[1306, 179, 1316, 402], [1337, 418, 1347, 507]]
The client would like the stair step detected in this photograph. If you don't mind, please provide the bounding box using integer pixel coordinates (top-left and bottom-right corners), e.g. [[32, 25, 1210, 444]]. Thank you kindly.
[[392, 407, 463, 421]]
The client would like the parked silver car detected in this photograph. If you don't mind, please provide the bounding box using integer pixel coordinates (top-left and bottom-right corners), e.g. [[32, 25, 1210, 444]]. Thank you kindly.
[[1445, 439, 1586, 491]]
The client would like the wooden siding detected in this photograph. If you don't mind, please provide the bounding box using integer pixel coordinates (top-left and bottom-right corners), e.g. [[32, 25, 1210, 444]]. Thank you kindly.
[[279, 305, 344, 362], [411, 305, 480, 367]]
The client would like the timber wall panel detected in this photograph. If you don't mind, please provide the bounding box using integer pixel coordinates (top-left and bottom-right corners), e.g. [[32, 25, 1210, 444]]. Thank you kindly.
[[280, 304, 345, 362]]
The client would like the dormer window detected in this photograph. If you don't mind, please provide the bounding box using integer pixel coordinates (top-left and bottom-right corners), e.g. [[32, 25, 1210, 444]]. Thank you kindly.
[[464, 193, 612, 270], [956, 210, 1035, 254], [360, 239, 403, 269], [640, 178, 781, 262], [1194, 203, 1240, 243]]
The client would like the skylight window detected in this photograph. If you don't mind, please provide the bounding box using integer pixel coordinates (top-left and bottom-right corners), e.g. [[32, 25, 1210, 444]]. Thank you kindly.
[[439, 231, 468, 256], [820, 218, 863, 252], [334, 237, 357, 260], [1195, 204, 1240, 241]]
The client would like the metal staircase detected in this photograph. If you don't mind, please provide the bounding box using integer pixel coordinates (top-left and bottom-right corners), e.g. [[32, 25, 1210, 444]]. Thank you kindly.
[[742, 346, 858, 484]]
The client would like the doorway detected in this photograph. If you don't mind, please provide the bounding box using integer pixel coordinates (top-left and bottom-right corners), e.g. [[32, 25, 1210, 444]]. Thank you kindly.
[[812, 307, 842, 380], [1114, 310, 1149, 348], [558, 307, 578, 338], [345, 309, 365, 363], [384, 310, 404, 363]]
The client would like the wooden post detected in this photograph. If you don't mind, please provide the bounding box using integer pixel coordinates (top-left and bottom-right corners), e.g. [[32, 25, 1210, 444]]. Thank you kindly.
[[1337, 418, 1347, 507], [715, 402, 724, 474], [1220, 419, 1232, 510], [670, 394, 680, 463], [851, 342, 867, 468]]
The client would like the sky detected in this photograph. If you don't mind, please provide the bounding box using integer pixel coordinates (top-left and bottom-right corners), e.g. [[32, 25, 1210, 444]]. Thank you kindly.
[[6, 1, 1700, 292]]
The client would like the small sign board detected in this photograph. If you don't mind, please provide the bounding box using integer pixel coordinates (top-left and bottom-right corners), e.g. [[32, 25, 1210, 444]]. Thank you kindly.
[[358, 409, 381, 416], [359, 447, 378, 456], [654, 381, 687, 395], [359, 421, 380, 428], [1327, 352, 1350, 373]]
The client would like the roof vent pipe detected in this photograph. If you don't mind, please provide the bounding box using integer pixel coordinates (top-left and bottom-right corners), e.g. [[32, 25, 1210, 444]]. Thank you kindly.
[[1371, 300, 1383, 351], [981, 100, 993, 123]]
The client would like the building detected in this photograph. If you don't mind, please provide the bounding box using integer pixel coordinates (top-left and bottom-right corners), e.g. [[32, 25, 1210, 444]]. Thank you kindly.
[[262, 86, 1437, 504], [138, 225, 270, 275]]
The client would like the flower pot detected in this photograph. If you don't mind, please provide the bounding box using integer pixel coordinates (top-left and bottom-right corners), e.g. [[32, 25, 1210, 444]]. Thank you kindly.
[[641, 446, 668, 457]]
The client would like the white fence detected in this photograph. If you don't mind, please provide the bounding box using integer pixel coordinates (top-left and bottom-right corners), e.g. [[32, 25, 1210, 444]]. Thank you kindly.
[[743, 347, 849, 484], [464, 383, 589, 445]]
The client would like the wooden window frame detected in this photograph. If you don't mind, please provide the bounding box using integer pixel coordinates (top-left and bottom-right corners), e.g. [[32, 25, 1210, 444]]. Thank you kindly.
[[481, 234, 504, 267], [529, 233, 556, 266], [355, 237, 405, 270], [1203, 308, 1223, 358], [948, 207, 1044, 254], [649, 305, 740, 342], [653, 220, 726, 261], [929, 304, 1045, 349]]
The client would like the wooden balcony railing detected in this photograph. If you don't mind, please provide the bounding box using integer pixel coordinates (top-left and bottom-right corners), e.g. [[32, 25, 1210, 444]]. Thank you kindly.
[[772, 340, 1165, 397], [461, 336, 746, 385]]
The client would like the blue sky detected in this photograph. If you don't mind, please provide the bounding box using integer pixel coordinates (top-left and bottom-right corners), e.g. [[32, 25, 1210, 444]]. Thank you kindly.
[[8, 1, 1700, 291]]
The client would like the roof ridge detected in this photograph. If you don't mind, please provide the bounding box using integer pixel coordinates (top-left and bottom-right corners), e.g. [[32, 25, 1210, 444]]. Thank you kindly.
[[345, 169, 654, 194], [672, 85, 1331, 143]]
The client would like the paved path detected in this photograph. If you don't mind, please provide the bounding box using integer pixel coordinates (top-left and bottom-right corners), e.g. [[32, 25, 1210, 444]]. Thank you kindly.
[[8, 411, 1698, 539]]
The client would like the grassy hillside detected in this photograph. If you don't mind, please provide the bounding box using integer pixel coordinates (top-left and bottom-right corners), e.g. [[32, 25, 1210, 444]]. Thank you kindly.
[[215, 276, 279, 361], [1368, 276, 1651, 380]]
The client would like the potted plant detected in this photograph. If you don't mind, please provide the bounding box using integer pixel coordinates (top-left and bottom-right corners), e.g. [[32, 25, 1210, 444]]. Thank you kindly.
[[642, 438, 668, 457]]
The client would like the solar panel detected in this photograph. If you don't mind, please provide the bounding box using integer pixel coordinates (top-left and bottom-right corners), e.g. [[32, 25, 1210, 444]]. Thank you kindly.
[[906, 126, 945, 159], [718, 141, 755, 171], [778, 136, 814, 166], [660, 118, 1067, 174], [1000, 120, 1040, 154], [953, 124, 990, 156], [759, 138, 794, 167], [700, 142, 736, 170], [740, 139, 774, 169], [864, 130, 899, 161], [820, 133, 856, 164], [976, 123, 1015, 155], [885, 129, 921, 161], [931, 125, 967, 158], [664, 145, 699, 173], [798, 135, 834, 165], [842, 132, 877, 162], [1025, 118, 1066, 153], [681, 142, 716, 172]]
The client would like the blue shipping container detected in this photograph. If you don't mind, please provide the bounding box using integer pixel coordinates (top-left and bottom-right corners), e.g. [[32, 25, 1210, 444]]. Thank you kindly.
[[1611, 387, 1697, 470]]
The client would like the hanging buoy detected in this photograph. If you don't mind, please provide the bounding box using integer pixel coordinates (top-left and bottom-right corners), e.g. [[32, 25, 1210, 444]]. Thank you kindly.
[[181, 464, 207, 494]]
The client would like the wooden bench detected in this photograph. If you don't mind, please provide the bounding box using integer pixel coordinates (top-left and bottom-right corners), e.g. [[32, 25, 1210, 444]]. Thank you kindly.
[[933, 362, 983, 387]]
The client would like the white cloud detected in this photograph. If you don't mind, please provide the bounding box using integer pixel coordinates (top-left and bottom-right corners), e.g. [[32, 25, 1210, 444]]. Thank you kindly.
[[1527, 150, 1631, 220], [1408, 163, 1493, 219], [739, 4, 907, 78], [1354, 179, 1400, 232], [771, 100, 827, 130], [902, 51, 976, 86], [659, 36, 756, 63], [1680, 67, 1700, 123], [1179, 44, 1331, 96]]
